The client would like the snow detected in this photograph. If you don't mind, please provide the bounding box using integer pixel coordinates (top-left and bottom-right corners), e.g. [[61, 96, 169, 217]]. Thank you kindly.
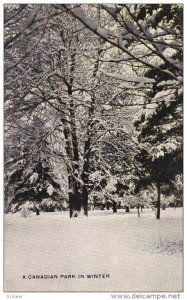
[[101, 70, 155, 84], [4, 208, 183, 292], [151, 139, 180, 160], [47, 184, 54, 196], [106, 177, 117, 193], [29, 172, 38, 184], [89, 170, 102, 181], [153, 89, 176, 106], [164, 55, 183, 71], [125, 20, 140, 36], [178, 87, 183, 96], [100, 53, 131, 63], [157, 80, 178, 87], [102, 104, 112, 111], [101, 5, 118, 17]]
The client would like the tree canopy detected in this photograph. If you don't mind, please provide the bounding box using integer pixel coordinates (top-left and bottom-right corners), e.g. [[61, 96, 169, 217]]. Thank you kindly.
[[4, 4, 183, 218]]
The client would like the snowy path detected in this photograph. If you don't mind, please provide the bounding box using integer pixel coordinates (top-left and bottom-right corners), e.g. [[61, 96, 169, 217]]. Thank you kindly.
[[4, 208, 183, 292]]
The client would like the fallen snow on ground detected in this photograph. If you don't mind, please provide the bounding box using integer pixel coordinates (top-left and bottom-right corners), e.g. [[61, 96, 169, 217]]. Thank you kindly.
[[4, 208, 183, 292]]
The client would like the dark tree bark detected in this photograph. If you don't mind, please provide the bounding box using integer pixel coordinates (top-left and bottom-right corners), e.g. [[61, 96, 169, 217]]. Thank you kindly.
[[106, 202, 110, 210], [81, 138, 90, 216], [81, 138, 91, 217], [112, 201, 117, 213], [55, 50, 81, 218], [80, 46, 103, 216], [68, 176, 81, 218], [125, 206, 130, 213], [157, 182, 161, 219], [81, 186, 88, 216], [34, 204, 40, 216], [63, 122, 81, 218], [80, 51, 102, 216], [137, 204, 140, 217], [67, 51, 83, 218]]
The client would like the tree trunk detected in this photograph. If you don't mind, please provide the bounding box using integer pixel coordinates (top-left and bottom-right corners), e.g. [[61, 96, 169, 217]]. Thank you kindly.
[[125, 206, 130, 213], [82, 186, 88, 216], [34, 204, 40, 216], [68, 176, 81, 218], [106, 202, 110, 210], [137, 205, 140, 217], [80, 50, 102, 216], [62, 122, 81, 218], [69, 193, 81, 218], [81, 139, 92, 217], [157, 182, 161, 219], [81, 163, 89, 217], [60, 51, 82, 218], [112, 201, 117, 213]]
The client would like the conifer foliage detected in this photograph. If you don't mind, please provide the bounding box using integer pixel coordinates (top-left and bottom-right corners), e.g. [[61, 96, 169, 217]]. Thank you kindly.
[[5, 117, 62, 214], [133, 5, 183, 219]]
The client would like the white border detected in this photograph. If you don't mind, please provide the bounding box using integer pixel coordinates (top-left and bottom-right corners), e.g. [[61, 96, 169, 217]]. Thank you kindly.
[[1, 1, 186, 300]]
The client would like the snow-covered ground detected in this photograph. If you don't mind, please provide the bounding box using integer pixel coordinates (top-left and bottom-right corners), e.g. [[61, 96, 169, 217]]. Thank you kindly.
[[4, 208, 183, 292]]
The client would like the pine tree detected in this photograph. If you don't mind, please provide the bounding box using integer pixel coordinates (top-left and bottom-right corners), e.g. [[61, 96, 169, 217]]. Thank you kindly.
[[134, 63, 182, 219], [5, 116, 62, 214], [131, 4, 183, 219]]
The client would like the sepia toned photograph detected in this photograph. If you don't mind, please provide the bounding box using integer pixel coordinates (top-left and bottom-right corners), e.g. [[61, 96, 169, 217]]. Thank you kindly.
[[4, 3, 183, 292]]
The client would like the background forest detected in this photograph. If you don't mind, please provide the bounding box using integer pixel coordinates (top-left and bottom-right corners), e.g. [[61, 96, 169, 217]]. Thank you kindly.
[[4, 4, 183, 219]]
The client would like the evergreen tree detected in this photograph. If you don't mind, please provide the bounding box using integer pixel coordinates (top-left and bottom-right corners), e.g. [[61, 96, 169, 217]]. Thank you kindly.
[[131, 4, 183, 219], [134, 60, 182, 218], [5, 116, 62, 214]]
